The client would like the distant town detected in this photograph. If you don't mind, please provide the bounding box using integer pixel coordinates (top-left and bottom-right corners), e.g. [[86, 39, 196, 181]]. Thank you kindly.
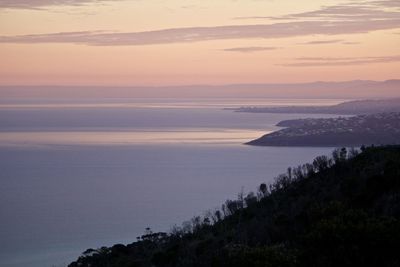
[[231, 98, 400, 115], [247, 112, 400, 147]]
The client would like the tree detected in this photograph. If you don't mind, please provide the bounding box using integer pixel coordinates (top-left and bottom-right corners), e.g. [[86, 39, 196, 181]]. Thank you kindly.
[[245, 192, 257, 207], [313, 155, 330, 172], [258, 183, 268, 199], [225, 200, 240, 215], [339, 147, 347, 161], [332, 148, 341, 163], [348, 147, 359, 158]]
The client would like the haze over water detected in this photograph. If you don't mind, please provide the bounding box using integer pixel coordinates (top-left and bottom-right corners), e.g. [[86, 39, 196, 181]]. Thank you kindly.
[[0, 98, 340, 267]]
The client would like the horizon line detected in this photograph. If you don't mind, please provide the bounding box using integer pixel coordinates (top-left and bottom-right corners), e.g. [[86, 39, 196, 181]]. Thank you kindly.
[[0, 79, 399, 88]]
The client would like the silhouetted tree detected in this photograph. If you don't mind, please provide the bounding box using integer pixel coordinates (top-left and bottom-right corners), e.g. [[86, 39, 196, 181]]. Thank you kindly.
[[332, 148, 341, 163], [339, 147, 347, 161], [348, 147, 359, 158], [258, 183, 268, 199], [245, 192, 257, 207], [313, 155, 330, 172]]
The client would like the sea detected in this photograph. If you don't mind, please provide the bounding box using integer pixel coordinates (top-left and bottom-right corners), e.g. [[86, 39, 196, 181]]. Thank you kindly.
[[0, 97, 345, 267]]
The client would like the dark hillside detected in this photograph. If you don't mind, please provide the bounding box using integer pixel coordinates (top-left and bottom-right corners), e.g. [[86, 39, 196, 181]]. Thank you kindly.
[[69, 146, 400, 267]]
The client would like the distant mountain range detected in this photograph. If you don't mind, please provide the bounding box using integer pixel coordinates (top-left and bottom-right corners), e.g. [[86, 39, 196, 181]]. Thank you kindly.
[[1, 79, 399, 99]]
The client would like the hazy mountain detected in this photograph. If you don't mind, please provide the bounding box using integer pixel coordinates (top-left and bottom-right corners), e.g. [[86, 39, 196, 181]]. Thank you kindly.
[[1, 80, 399, 99]]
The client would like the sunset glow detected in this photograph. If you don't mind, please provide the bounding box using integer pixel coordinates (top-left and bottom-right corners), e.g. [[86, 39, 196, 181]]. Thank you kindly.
[[0, 0, 399, 86]]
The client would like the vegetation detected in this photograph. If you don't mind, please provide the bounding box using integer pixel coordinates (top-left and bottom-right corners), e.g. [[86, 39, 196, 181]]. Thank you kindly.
[[69, 145, 400, 267]]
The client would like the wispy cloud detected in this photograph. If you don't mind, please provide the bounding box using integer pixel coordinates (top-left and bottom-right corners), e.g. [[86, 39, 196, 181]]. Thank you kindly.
[[299, 39, 344, 45], [233, 16, 276, 20], [280, 55, 400, 67], [0, 0, 113, 9], [223, 46, 278, 53], [1, 19, 400, 46], [298, 39, 361, 45], [0, 0, 399, 46], [281, 5, 400, 21], [235, 0, 400, 21], [363, 0, 400, 8], [341, 41, 361, 45]]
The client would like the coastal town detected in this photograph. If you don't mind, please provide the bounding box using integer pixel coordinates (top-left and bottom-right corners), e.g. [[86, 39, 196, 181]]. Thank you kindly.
[[232, 98, 400, 115], [247, 112, 400, 146]]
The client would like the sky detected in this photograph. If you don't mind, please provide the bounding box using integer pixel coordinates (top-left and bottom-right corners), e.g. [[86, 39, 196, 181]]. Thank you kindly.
[[0, 0, 399, 86]]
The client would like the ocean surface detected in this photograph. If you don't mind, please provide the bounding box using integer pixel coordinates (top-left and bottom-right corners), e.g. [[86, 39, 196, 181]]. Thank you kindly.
[[0, 98, 344, 267]]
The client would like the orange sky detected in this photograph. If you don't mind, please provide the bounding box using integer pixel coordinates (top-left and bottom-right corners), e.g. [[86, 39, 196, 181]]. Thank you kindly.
[[0, 0, 399, 86]]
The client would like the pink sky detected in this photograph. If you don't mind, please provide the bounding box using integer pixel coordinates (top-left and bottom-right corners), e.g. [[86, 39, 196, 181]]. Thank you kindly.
[[0, 0, 399, 86]]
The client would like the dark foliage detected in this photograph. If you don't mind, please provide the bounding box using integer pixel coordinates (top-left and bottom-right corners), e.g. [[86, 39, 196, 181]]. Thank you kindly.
[[69, 145, 400, 267]]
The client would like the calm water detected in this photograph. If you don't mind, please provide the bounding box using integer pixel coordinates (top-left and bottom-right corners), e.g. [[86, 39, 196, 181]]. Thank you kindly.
[[0, 98, 343, 267]]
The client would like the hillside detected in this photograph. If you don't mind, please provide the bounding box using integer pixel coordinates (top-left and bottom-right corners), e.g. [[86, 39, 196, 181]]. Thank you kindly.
[[69, 146, 400, 267], [231, 98, 400, 115], [247, 113, 400, 147]]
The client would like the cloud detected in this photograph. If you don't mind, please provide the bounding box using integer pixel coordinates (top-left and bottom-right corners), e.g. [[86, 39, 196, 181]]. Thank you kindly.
[[0, 0, 113, 9], [341, 41, 361, 45], [298, 39, 361, 45], [280, 55, 400, 67], [0, 0, 399, 46], [235, 0, 400, 21], [223, 46, 278, 53], [364, 0, 400, 8], [233, 16, 278, 20], [1, 19, 400, 46], [299, 39, 344, 45], [283, 5, 400, 21]]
